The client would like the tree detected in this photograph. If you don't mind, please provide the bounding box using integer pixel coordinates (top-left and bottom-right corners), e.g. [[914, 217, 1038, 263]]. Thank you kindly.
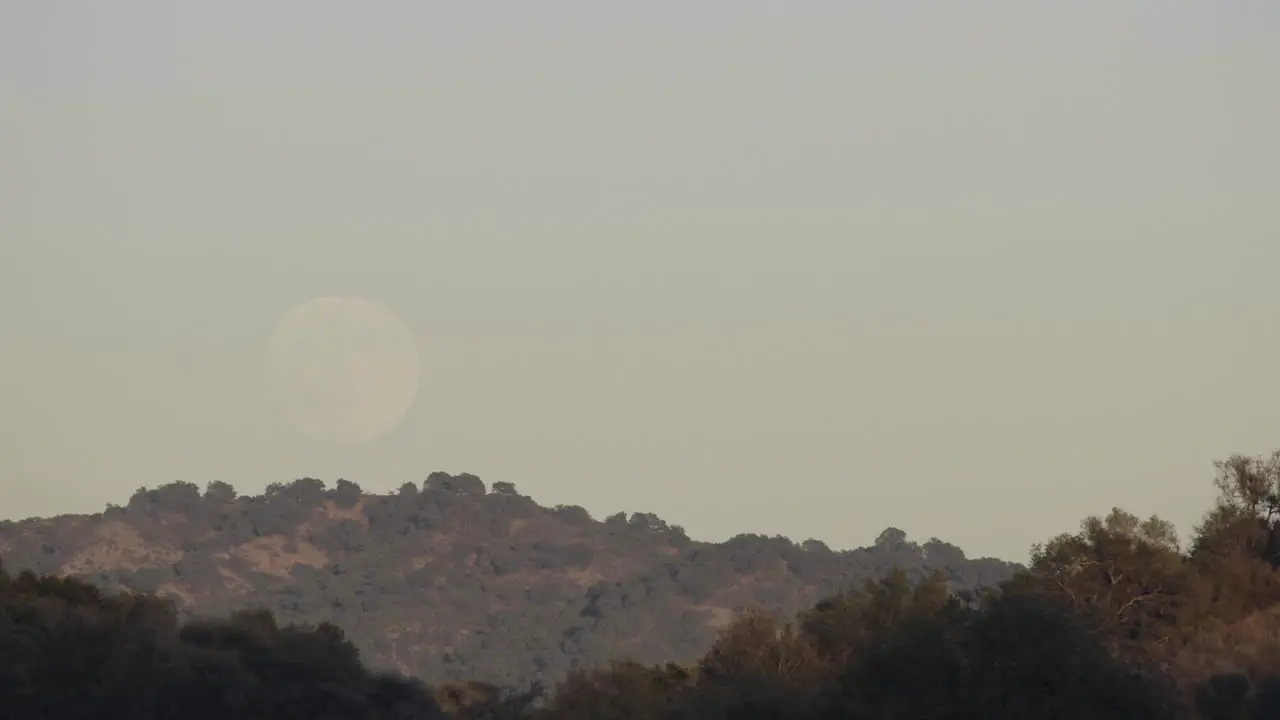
[[798, 567, 955, 666], [333, 479, 363, 508], [204, 481, 237, 504], [1192, 452, 1280, 566], [875, 527, 909, 548], [425, 472, 486, 496], [1026, 508, 1187, 659], [959, 588, 1177, 720]]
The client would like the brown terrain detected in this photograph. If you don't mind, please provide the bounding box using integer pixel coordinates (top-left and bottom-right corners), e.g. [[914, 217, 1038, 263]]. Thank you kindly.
[[0, 473, 1018, 688]]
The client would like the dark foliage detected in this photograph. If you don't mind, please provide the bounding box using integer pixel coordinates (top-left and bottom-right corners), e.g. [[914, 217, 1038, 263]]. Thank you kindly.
[[0, 562, 448, 719]]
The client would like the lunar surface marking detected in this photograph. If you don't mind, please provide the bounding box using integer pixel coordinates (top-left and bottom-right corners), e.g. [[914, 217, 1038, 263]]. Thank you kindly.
[[266, 296, 421, 445]]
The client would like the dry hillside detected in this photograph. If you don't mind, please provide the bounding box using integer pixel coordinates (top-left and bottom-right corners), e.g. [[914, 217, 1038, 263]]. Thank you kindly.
[[0, 473, 1018, 688]]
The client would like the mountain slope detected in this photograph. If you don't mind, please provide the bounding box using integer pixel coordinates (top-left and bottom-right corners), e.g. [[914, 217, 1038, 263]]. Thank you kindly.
[[0, 473, 1020, 688]]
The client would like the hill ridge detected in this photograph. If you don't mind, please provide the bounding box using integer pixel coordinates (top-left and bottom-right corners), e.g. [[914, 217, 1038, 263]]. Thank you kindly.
[[0, 472, 1020, 687]]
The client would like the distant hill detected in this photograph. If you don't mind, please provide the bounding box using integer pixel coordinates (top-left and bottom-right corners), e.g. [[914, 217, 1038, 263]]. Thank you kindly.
[[0, 473, 1019, 688]]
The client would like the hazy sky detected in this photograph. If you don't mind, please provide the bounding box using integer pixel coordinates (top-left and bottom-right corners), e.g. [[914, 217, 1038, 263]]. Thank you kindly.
[[3, 1, 1278, 561]]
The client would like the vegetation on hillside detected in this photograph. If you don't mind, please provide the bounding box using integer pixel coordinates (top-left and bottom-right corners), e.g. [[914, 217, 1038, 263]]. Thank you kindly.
[[0, 472, 1015, 687], [6, 451, 1280, 717]]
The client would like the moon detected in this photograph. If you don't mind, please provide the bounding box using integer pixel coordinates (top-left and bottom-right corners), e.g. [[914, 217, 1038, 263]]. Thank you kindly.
[[266, 296, 421, 445]]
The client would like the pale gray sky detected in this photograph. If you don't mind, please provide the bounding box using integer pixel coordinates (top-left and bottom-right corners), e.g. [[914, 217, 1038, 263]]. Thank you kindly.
[[3, 1, 1278, 561]]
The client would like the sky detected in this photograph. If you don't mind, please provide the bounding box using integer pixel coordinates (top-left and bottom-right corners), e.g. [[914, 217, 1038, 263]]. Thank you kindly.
[[2, 1, 1278, 561]]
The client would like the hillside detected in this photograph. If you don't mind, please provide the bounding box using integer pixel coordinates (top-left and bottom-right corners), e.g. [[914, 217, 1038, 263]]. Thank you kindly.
[[0, 473, 1019, 688]]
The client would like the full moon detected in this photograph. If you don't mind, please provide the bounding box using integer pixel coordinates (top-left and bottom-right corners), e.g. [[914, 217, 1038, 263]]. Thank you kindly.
[[266, 296, 421, 445]]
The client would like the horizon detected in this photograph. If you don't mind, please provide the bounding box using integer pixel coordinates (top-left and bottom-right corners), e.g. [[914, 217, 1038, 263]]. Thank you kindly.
[[0, 466, 1227, 564]]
